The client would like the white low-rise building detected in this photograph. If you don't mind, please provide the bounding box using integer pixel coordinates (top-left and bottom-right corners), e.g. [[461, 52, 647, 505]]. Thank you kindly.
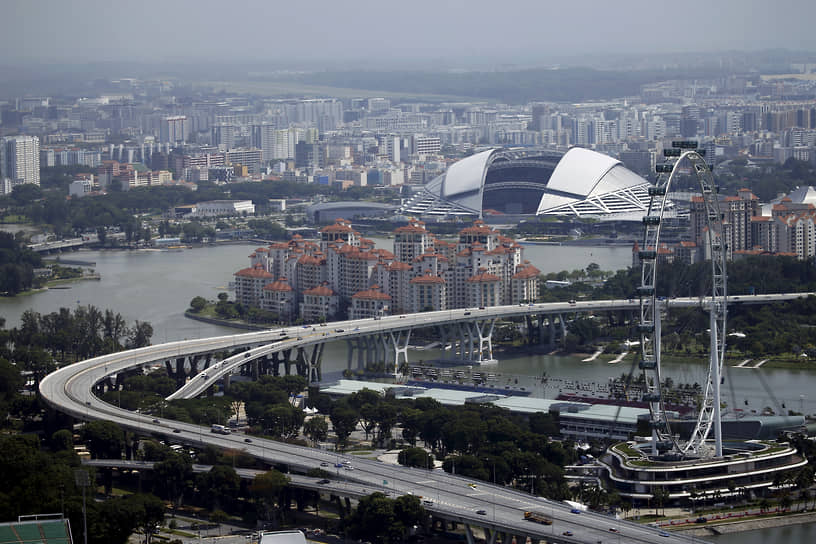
[[196, 199, 255, 217]]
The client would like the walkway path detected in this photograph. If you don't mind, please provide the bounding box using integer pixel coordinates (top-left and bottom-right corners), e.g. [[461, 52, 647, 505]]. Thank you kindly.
[[608, 351, 629, 364], [582, 347, 604, 362], [752, 359, 769, 368], [733, 359, 752, 368]]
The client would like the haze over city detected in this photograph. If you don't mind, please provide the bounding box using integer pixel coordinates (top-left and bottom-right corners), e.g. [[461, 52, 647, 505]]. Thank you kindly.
[[3, 0, 816, 65]]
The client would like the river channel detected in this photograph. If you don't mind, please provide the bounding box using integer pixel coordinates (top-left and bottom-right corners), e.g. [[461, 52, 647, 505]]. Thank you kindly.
[[3, 240, 814, 414], [3, 240, 815, 540]]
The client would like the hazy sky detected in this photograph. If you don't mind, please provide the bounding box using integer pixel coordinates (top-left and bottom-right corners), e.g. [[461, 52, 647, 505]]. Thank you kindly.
[[2, 0, 815, 66]]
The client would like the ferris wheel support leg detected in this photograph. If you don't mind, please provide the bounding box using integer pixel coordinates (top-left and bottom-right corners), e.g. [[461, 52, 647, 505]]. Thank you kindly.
[[652, 306, 661, 457], [711, 308, 723, 457]]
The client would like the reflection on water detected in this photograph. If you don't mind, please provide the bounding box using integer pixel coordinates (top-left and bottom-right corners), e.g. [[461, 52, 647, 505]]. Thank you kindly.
[[3, 243, 816, 413], [708, 521, 816, 543], [3, 242, 813, 542]]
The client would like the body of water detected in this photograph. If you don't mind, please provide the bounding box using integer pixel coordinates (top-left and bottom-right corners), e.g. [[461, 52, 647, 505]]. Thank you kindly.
[[708, 521, 816, 543], [4, 240, 813, 412], [3, 240, 813, 541]]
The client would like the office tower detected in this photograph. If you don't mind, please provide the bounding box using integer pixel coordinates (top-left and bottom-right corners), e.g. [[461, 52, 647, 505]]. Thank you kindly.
[[1, 135, 40, 186]]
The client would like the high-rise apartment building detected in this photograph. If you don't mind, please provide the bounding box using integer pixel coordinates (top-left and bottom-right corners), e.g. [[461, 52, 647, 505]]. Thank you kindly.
[[159, 116, 189, 144], [1, 135, 40, 186]]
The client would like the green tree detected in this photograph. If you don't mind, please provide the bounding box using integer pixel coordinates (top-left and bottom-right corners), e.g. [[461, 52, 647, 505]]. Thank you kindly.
[[89, 493, 162, 544], [397, 447, 435, 469], [330, 401, 359, 449], [50, 429, 74, 451], [82, 420, 125, 459], [780, 493, 792, 512], [189, 296, 207, 313], [131, 493, 166, 544], [264, 404, 305, 439], [303, 416, 329, 446], [250, 470, 290, 527], [196, 465, 239, 511], [127, 321, 153, 348], [153, 454, 194, 513]]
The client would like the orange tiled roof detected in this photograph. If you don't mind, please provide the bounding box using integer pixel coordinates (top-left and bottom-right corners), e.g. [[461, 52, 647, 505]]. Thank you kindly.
[[304, 283, 336, 297], [512, 264, 540, 280], [467, 268, 501, 283], [410, 271, 445, 284], [235, 265, 274, 279], [387, 261, 412, 271], [264, 277, 293, 292], [352, 285, 391, 300]]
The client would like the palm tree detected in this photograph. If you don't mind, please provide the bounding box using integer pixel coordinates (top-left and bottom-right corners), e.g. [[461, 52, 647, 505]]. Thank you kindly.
[[652, 487, 669, 517], [798, 490, 809, 512], [727, 480, 736, 503], [780, 493, 792, 513]]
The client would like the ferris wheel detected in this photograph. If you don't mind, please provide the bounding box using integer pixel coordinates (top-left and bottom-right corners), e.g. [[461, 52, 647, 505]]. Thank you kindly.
[[636, 141, 727, 458]]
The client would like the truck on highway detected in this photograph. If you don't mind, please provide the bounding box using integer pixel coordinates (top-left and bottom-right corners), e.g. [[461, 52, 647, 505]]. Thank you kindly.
[[211, 424, 230, 435], [524, 511, 553, 525]]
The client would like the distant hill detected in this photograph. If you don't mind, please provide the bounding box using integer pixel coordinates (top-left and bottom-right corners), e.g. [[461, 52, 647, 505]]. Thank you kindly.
[[295, 66, 729, 103]]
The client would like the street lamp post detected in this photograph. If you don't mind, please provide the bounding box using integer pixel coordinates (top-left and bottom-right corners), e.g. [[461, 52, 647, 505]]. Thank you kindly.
[[74, 469, 90, 544]]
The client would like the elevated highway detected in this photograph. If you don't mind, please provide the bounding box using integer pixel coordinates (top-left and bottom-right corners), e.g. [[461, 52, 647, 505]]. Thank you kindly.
[[41, 293, 813, 543], [169, 293, 812, 400]]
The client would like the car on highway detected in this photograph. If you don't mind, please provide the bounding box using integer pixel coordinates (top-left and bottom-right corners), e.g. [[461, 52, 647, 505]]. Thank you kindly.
[[695, 516, 707, 523], [317, 479, 330, 484], [609, 527, 618, 532], [173, 428, 181, 433], [320, 462, 329, 467], [659, 530, 671, 537], [463, 312, 471, 316], [244, 438, 252, 443], [152, 418, 161, 424], [335, 329, 344, 333], [562, 531, 573, 537], [475, 510, 486, 515], [344, 465, 354, 470], [569, 299, 576, 305], [335, 463, 344, 468], [422, 500, 433, 506], [570, 508, 581, 514]]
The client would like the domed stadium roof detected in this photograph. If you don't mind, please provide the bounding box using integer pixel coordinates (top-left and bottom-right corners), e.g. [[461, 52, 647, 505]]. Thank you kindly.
[[401, 147, 655, 219]]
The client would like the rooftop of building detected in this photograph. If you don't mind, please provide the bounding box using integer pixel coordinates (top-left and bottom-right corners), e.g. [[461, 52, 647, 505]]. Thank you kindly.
[[235, 264, 274, 279], [263, 277, 293, 292]]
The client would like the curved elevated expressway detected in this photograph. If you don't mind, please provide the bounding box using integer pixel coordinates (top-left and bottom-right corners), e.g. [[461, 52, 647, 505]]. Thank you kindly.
[[41, 295, 810, 544]]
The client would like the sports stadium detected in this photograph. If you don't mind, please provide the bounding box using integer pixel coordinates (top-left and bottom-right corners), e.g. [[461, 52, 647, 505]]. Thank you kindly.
[[401, 147, 656, 220]]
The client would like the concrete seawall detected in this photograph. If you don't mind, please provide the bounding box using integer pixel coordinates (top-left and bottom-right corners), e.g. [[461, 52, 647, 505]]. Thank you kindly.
[[183, 311, 267, 331], [677, 512, 816, 536]]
